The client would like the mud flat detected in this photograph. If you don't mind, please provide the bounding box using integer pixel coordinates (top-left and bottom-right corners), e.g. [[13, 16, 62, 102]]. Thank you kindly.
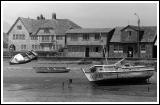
[[3, 59, 157, 102]]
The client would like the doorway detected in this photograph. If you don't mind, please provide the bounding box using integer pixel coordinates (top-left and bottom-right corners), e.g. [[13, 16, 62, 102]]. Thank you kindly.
[[127, 46, 133, 57], [85, 47, 89, 57], [153, 46, 157, 58], [9, 44, 16, 51]]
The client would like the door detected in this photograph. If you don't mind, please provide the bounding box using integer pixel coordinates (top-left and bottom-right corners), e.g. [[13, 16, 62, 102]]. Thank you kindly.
[[127, 46, 133, 57], [153, 46, 157, 58], [85, 47, 89, 57]]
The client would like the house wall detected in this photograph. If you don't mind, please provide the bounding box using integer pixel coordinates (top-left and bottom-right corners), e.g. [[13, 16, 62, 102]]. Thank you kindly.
[[108, 43, 125, 58], [140, 43, 153, 58], [121, 27, 138, 42], [8, 19, 32, 51], [108, 43, 153, 58], [67, 45, 104, 57], [66, 33, 107, 45]]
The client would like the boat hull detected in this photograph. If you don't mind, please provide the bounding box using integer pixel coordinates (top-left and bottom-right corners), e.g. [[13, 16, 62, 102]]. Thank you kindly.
[[82, 68, 154, 82], [33, 67, 70, 73]]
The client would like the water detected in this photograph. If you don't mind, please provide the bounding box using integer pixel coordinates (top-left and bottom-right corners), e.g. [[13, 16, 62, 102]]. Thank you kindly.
[[3, 58, 157, 102]]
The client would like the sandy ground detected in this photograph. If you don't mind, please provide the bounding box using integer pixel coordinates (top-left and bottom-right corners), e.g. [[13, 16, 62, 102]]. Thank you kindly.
[[2, 58, 158, 102]]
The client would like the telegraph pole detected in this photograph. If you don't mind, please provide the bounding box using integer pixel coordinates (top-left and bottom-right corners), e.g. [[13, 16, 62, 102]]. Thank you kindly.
[[134, 13, 140, 58]]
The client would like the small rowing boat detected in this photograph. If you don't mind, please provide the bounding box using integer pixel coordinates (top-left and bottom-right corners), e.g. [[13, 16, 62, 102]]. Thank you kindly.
[[33, 67, 70, 73]]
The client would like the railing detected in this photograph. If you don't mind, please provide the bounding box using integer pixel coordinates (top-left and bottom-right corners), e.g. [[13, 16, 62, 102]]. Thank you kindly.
[[40, 40, 56, 43]]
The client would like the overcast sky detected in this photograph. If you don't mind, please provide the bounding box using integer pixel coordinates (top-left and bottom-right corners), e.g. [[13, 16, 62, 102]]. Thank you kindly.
[[2, 2, 158, 28]]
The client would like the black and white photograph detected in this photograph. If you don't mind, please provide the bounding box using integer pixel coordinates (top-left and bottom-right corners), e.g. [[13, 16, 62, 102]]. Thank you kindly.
[[1, 1, 159, 104]]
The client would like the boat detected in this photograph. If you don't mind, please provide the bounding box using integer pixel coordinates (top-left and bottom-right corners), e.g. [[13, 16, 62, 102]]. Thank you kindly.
[[9, 53, 31, 65], [33, 66, 70, 73], [30, 50, 38, 60], [26, 51, 38, 60], [81, 58, 155, 82]]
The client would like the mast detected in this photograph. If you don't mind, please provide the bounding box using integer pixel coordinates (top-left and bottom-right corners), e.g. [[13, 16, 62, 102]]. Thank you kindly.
[[134, 13, 140, 58], [100, 32, 108, 64]]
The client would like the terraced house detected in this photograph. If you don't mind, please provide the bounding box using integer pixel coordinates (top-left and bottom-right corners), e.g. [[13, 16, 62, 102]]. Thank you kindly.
[[108, 25, 157, 58], [7, 13, 81, 54], [65, 28, 114, 57]]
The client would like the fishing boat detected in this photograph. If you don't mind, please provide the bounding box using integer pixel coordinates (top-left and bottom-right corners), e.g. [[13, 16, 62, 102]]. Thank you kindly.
[[81, 58, 155, 82], [9, 53, 31, 65], [33, 66, 70, 73]]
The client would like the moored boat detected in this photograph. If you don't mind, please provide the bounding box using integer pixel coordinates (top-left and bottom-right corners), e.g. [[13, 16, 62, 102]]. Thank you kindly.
[[9, 53, 31, 65], [26, 51, 38, 60], [81, 59, 155, 82], [33, 66, 70, 73]]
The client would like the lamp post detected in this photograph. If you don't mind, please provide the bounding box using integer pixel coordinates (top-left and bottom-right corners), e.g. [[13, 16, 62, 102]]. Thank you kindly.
[[134, 13, 140, 58]]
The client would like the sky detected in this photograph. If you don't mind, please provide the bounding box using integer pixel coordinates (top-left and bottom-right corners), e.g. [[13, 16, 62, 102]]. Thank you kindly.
[[2, 2, 158, 29]]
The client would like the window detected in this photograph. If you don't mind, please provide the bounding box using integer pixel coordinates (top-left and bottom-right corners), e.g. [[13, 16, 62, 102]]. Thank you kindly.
[[44, 28, 50, 33], [21, 44, 26, 50], [141, 44, 146, 53], [22, 34, 25, 40], [114, 45, 119, 53], [94, 47, 100, 52], [17, 25, 22, 30], [16, 34, 18, 39], [13, 34, 15, 40], [51, 36, 54, 41], [32, 45, 34, 49], [42, 36, 49, 41], [114, 44, 123, 53], [56, 36, 63, 40], [119, 45, 123, 53], [31, 36, 37, 40], [71, 35, 78, 41], [129, 31, 132, 36], [95, 33, 100, 40], [83, 34, 89, 40]]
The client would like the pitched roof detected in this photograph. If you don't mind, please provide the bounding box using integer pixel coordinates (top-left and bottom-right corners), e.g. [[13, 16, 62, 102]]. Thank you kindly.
[[140, 26, 157, 42], [8, 17, 81, 35], [66, 28, 112, 34], [110, 26, 157, 43], [110, 27, 124, 42], [121, 25, 143, 31]]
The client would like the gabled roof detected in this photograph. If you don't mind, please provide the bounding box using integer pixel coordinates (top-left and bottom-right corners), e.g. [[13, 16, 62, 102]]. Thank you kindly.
[[66, 28, 113, 34], [110, 26, 157, 43], [7, 17, 81, 35], [121, 25, 143, 31]]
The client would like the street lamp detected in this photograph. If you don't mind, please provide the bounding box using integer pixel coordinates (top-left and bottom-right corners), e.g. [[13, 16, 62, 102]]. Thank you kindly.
[[134, 13, 140, 58]]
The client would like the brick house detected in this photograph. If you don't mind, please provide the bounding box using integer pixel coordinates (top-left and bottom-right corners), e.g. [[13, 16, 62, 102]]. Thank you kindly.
[[65, 28, 114, 57], [7, 14, 81, 53], [108, 25, 157, 58]]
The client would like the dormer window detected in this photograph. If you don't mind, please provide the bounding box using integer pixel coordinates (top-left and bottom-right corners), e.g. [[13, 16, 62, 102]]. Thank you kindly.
[[17, 25, 22, 30]]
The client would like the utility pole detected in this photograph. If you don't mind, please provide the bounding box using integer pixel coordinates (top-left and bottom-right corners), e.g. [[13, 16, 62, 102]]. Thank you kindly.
[[134, 13, 140, 58]]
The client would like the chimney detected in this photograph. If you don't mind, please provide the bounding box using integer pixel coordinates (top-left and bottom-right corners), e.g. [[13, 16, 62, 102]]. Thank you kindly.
[[52, 13, 56, 19]]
